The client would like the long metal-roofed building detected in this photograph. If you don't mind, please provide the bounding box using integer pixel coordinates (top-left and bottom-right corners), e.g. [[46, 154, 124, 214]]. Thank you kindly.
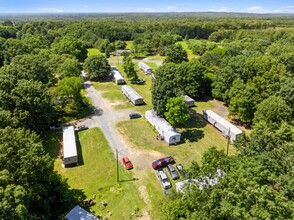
[[184, 95, 195, 107], [121, 85, 144, 105], [145, 110, 181, 145], [62, 126, 78, 168], [138, 62, 152, 74], [111, 70, 125, 85], [203, 110, 242, 141]]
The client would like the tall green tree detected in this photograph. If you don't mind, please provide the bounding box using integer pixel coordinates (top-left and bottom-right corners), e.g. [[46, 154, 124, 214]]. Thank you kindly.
[[123, 57, 137, 80], [164, 97, 190, 127], [164, 44, 188, 64], [83, 55, 110, 81]]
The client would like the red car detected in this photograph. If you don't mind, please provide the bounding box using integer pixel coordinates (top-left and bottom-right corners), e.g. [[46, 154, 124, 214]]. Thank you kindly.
[[152, 155, 175, 170], [122, 157, 133, 170]]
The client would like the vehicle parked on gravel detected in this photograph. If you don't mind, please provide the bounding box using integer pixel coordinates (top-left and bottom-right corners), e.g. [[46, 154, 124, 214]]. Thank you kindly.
[[74, 125, 88, 132], [129, 113, 142, 119], [122, 157, 133, 170]]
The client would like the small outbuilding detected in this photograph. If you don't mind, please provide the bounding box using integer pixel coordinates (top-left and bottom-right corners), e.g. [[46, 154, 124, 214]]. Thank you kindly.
[[203, 110, 242, 141], [65, 205, 97, 220], [138, 62, 152, 74], [111, 70, 125, 85], [145, 110, 181, 145], [184, 95, 195, 107], [121, 85, 144, 105], [62, 126, 78, 168], [110, 66, 117, 71]]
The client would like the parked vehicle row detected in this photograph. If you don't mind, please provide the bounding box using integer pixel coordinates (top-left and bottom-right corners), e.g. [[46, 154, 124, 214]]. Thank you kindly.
[[152, 155, 175, 170]]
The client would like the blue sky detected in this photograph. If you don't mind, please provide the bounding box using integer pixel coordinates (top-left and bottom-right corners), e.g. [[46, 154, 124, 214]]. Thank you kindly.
[[0, 0, 294, 13]]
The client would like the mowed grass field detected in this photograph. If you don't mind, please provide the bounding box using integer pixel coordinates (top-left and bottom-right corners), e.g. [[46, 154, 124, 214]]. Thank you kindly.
[[87, 48, 101, 56], [45, 128, 144, 219]]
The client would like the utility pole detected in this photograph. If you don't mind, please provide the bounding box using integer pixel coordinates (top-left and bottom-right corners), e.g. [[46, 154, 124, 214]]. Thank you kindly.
[[116, 149, 119, 182]]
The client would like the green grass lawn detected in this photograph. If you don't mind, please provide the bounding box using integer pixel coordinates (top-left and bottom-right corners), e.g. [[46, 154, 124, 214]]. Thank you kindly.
[[47, 128, 144, 219], [177, 41, 199, 60], [126, 41, 134, 50], [87, 48, 101, 56]]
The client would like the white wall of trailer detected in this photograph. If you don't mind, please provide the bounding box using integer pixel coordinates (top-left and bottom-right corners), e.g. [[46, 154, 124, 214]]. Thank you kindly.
[[203, 110, 242, 141], [121, 85, 144, 105], [111, 70, 125, 85], [145, 110, 181, 145], [184, 95, 195, 107], [138, 62, 152, 74], [63, 126, 78, 167]]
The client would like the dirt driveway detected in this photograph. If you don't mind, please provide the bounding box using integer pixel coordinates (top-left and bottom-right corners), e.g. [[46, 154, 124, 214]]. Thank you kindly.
[[77, 72, 165, 219]]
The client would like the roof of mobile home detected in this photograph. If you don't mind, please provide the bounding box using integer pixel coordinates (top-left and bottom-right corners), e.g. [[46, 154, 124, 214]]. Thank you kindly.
[[112, 70, 124, 80], [184, 95, 195, 102], [122, 85, 143, 100], [145, 110, 180, 137], [204, 110, 242, 135], [65, 205, 97, 220], [139, 62, 152, 69], [63, 126, 77, 158]]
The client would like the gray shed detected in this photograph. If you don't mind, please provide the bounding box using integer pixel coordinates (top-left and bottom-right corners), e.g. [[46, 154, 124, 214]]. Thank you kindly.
[[121, 85, 144, 105], [203, 110, 242, 141], [184, 95, 195, 107], [145, 110, 181, 145], [65, 205, 97, 220], [111, 70, 125, 85], [62, 126, 78, 168]]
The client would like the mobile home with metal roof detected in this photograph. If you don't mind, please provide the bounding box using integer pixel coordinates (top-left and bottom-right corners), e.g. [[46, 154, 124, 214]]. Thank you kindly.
[[145, 110, 181, 145], [184, 95, 195, 107], [62, 126, 78, 168], [138, 62, 152, 74], [203, 110, 242, 141], [111, 70, 125, 85], [121, 85, 144, 105]]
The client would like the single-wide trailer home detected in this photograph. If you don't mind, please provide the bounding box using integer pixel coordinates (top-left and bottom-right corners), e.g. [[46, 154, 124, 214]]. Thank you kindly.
[[184, 95, 195, 107], [138, 62, 152, 74], [62, 126, 78, 168], [121, 85, 144, 105], [111, 70, 125, 85], [145, 110, 181, 145], [203, 110, 242, 141]]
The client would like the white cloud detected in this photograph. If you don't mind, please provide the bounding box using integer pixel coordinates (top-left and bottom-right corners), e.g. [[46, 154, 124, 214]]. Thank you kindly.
[[136, 8, 155, 12], [281, 6, 294, 9], [83, 5, 89, 8], [207, 7, 231, 12], [40, 8, 64, 13], [246, 6, 266, 13]]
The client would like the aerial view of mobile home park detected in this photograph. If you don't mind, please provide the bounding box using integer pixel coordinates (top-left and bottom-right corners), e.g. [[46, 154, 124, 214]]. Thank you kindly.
[[0, 0, 294, 219]]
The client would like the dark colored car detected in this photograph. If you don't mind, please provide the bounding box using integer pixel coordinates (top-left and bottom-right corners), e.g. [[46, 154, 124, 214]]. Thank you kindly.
[[131, 79, 145, 85], [74, 125, 88, 132], [152, 155, 175, 170], [167, 164, 180, 180], [122, 157, 133, 170], [129, 113, 142, 119]]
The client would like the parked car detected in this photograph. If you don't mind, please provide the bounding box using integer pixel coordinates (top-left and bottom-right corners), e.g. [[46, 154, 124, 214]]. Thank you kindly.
[[157, 169, 171, 189], [131, 78, 145, 85], [167, 164, 179, 180], [129, 113, 142, 119], [122, 157, 133, 170], [74, 125, 88, 132], [152, 155, 175, 170]]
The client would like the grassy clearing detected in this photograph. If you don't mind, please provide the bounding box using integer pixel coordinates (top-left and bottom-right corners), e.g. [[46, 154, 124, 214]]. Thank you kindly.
[[144, 62, 158, 70], [47, 128, 144, 219], [87, 48, 101, 56], [177, 41, 199, 60], [126, 41, 134, 50], [117, 112, 234, 168], [147, 54, 166, 61]]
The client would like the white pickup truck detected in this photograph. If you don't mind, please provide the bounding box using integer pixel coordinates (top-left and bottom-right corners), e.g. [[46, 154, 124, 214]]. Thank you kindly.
[[157, 169, 171, 189]]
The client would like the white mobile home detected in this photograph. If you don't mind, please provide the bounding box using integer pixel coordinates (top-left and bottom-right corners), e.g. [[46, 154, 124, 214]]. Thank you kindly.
[[138, 62, 152, 74], [62, 126, 78, 168], [184, 95, 195, 107], [111, 70, 125, 85], [121, 85, 144, 105], [65, 205, 97, 220], [203, 110, 242, 141], [145, 110, 181, 145], [110, 66, 117, 71]]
